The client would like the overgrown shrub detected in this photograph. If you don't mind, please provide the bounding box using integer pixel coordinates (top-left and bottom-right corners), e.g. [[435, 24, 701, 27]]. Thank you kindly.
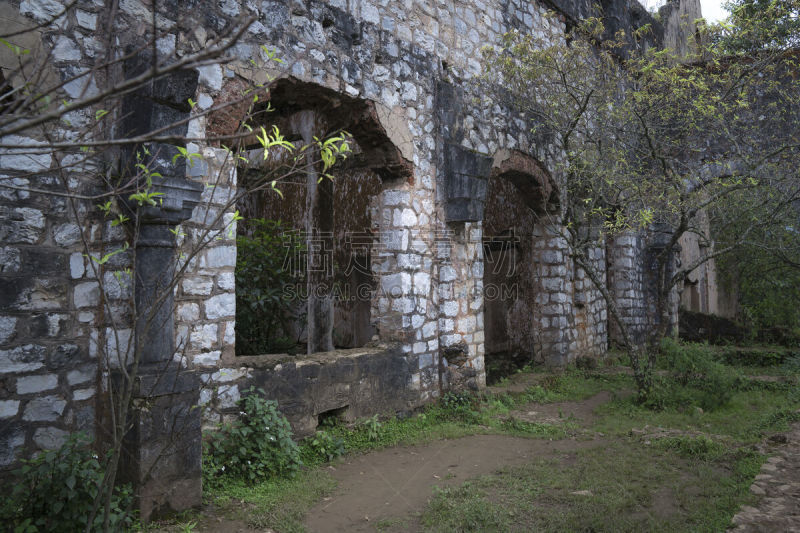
[[651, 339, 742, 411], [235, 218, 305, 355], [0, 433, 135, 532], [203, 388, 301, 487], [721, 347, 787, 367]]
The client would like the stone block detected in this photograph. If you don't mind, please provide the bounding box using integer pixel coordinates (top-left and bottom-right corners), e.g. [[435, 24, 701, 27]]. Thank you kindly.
[[0, 315, 17, 344], [74, 281, 100, 308], [2, 207, 45, 243], [217, 271, 235, 290], [0, 400, 20, 419], [69, 252, 85, 278], [381, 272, 411, 297], [22, 395, 67, 421], [217, 384, 240, 408], [443, 300, 459, 317], [191, 323, 218, 350], [0, 246, 21, 273], [0, 344, 46, 374], [205, 293, 235, 319], [193, 351, 221, 366], [33, 427, 68, 450], [67, 366, 94, 385], [182, 277, 213, 295], [16, 374, 58, 394], [200, 246, 236, 268], [0, 136, 52, 171]]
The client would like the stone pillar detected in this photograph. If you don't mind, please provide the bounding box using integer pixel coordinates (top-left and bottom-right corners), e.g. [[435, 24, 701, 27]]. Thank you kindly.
[[113, 56, 204, 521], [115, 174, 203, 521]]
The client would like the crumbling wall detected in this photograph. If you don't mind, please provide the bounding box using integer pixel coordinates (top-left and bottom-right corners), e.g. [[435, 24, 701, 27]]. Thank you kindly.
[[0, 0, 119, 468], [1, 0, 670, 478]]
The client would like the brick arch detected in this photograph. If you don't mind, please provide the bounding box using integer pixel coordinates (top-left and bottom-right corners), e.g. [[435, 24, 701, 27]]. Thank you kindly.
[[263, 77, 413, 183], [490, 149, 560, 215]]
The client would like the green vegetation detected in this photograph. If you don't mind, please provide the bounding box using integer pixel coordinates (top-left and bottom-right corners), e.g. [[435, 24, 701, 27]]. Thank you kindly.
[[420, 441, 764, 532], [235, 218, 305, 355], [190, 343, 798, 532], [0, 433, 135, 532], [203, 388, 302, 487], [207, 469, 337, 533]]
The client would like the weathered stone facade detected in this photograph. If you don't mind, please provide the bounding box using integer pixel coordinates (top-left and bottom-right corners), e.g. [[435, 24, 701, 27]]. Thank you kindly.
[[0, 0, 694, 516]]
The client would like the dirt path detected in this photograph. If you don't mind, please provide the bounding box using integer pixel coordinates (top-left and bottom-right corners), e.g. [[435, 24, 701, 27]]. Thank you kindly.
[[303, 433, 597, 532], [505, 390, 612, 427], [730, 418, 800, 532]]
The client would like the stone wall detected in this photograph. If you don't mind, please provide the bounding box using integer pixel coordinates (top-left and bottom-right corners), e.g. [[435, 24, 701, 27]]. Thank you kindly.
[[0, 0, 668, 482], [0, 0, 115, 468]]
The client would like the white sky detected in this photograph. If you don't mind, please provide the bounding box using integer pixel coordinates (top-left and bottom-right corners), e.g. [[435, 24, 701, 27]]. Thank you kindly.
[[641, 0, 731, 23]]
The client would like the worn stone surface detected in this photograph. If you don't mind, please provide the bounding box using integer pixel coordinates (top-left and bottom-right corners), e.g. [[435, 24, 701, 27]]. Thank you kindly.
[[0, 0, 680, 501], [729, 420, 800, 532]]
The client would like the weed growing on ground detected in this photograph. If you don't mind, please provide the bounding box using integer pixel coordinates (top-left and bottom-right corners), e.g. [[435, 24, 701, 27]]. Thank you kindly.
[[205, 468, 336, 532], [203, 388, 301, 488], [651, 435, 727, 460], [300, 430, 345, 464]]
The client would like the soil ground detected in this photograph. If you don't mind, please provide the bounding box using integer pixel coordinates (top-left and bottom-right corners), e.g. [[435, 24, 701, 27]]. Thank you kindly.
[[304, 433, 597, 532], [163, 364, 799, 533]]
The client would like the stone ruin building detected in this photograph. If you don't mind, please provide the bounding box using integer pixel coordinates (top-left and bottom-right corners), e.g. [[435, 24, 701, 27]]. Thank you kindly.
[[0, 0, 714, 518]]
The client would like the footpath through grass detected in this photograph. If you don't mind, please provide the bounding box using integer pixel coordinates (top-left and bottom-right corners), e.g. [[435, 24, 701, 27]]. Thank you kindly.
[[150, 343, 800, 532]]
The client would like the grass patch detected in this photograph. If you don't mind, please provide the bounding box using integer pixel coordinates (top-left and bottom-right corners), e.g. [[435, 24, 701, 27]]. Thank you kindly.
[[420, 440, 762, 532], [595, 385, 800, 442], [204, 468, 336, 533], [496, 369, 634, 407]]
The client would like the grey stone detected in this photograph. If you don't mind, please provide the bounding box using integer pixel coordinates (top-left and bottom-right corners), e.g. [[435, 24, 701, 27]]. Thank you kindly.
[[52, 36, 81, 61], [205, 293, 235, 319], [1, 207, 46, 243], [105, 328, 132, 368], [0, 344, 46, 374], [66, 367, 94, 385], [0, 316, 17, 344], [74, 281, 100, 307], [33, 427, 68, 450], [23, 395, 67, 421], [70, 252, 84, 278], [53, 223, 81, 246], [16, 374, 58, 394], [0, 400, 20, 419], [193, 351, 221, 366], [381, 272, 411, 297], [197, 64, 223, 91], [217, 384, 240, 408], [0, 428, 25, 466], [201, 246, 236, 268], [182, 277, 213, 295], [19, 0, 64, 22], [63, 70, 99, 99], [0, 247, 21, 273], [73, 388, 95, 401], [76, 9, 97, 30], [178, 303, 200, 322], [217, 272, 235, 290], [210, 367, 247, 383], [191, 323, 217, 350], [102, 270, 132, 300], [0, 135, 52, 169]]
